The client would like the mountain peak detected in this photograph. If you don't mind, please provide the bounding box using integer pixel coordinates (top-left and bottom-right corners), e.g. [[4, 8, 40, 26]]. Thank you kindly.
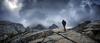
[[48, 24, 58, 29]]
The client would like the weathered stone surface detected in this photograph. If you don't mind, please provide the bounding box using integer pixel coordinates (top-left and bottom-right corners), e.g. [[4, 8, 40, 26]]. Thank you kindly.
[[29, 30, 97, 43], [82, 20, 100, 42], [0, 21, 25, 42], [1, 20, 100, 43]]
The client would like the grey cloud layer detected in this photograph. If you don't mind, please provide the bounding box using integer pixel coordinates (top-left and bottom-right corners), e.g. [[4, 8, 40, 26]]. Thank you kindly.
[[0, 0, 100, 27]]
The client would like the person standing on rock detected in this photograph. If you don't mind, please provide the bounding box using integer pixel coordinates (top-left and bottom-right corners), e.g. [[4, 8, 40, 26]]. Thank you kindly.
[[62, 20, 66, 32]]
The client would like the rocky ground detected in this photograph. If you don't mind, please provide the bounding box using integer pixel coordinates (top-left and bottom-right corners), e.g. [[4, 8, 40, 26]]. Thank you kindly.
[[0, 20, 100, 43]]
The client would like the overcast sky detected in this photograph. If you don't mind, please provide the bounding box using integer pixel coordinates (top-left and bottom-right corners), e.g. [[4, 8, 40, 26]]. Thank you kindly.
[[0, 0, 100, 28]]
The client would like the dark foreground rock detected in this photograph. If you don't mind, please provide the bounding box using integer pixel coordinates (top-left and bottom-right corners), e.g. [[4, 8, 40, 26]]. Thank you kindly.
[[0, 21, 26, 42], [73, 20, 100, 43]]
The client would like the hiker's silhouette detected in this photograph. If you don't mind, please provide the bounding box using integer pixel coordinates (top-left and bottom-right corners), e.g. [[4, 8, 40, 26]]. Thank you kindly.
[[62, 20, 66, 31]]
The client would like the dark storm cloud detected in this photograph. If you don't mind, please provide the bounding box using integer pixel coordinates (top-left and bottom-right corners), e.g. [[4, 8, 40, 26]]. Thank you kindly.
[[0, 2, 10, 20], [22, 11, 46, 20], [93, 0, 100, 5], [19, 0, 70, 27], [22, 0, 69, 10], [0, 0, 100, 27]]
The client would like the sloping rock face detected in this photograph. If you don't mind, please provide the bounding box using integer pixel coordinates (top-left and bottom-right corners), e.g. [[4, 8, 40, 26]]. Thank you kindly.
[[8, 21, 99, 43], [0, 21, 25, 42], [0, 20, 100, 43], [29, 30, 97, 43], [72, 21, 91, 32], [73, 20, 100, 43], [82, 20, 100, 42], [24, 20, 100, 43]]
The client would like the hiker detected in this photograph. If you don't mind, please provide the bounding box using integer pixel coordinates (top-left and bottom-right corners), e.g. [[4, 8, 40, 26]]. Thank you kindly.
[[62, 20, 66, 32]]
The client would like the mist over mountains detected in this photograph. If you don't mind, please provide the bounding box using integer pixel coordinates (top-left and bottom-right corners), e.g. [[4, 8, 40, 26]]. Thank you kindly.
[[0, 0, 100, 28], [0, 20, 58, 34]]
